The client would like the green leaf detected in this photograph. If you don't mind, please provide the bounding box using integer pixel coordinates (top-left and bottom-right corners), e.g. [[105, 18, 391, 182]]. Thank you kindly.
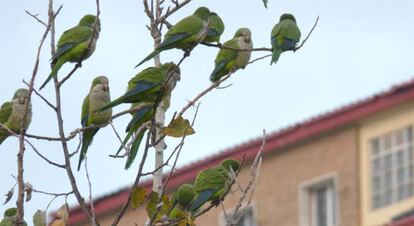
[[145, 192, 171, 223], [33, 210, 46, 226], [131, 186, 147, 209], [146, 192, 159, 220], [162, 117, 195, 138]]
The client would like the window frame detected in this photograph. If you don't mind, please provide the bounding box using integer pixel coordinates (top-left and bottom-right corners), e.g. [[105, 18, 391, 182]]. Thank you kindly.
[[369, 125, 414, 210], [298, 172, 340, 226]]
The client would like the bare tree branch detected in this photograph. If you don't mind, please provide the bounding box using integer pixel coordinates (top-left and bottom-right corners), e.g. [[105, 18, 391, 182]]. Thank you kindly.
[[85, 158, 97, 226]]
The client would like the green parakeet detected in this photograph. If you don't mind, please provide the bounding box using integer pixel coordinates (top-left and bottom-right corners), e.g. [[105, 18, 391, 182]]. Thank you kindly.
[[135, 7, 210, 67], [98, 63, 180, 112], [107, 63, 180, 169], [77, 76, 112, 170], [210, 28, 253, 82], [0, 89, 32, 145], [189, 159, 240, 213], [169, 184, 196, 219], [202, 12, 224, 43], [40, 14, 101, 89], [270, 14, 301, 65], [0, 208, 27, 226]]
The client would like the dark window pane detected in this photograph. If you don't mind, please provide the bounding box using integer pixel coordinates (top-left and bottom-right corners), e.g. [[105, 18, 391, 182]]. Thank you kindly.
[[384, 155, 393, 171], [384, 134, 392, 150], [398, 168, 406, 184], [397, 151, 405, 166], [316, 187, 327, 226], [396, 130, 404, 145], [371, 138, 380, 155], [373, 194, 382, 209], [407, 126, 413, 142], [373, 176, 381, 193]]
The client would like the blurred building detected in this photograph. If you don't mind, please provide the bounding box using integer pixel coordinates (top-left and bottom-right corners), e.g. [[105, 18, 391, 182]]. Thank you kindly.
[[67, 80, 414, 226]]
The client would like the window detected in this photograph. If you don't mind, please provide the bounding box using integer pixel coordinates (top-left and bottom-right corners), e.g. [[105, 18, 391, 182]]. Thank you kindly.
[[299, 174, 338, 226], [220, 205, 256, 226], [370, 126, 414, 210]]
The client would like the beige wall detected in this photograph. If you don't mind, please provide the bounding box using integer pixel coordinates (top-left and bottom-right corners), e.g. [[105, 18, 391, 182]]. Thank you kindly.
[[359, 101, 414, 226], [84, 126, 361, 226]]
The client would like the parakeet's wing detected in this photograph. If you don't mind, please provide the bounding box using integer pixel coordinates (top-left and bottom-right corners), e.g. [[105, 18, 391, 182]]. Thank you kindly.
[[189, 167, 227, 211], [161, 15, 204, 48], [272, 20, 301, 45], [124, 67, 165, 100], [271, 22, 283, 45], [210, 38, 240, 81], [55, 26, 93, 60], [215, 39, 240, 65], [0, 102, 12, 124], [280, 20, 301, 41], [123, 81, 159, 100], [81, 94, 90, 127], [208, 15, 224, 37]]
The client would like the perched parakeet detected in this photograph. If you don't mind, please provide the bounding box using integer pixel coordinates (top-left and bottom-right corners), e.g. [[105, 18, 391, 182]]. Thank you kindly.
[[40, 14, 101, 89], [202, 12, 225, 43], [77, 76, 112, 170], [169, 184, 196, 219], [135, 7, 210, 67], [270, 14, 301, 65], [107, 63, 180, 169], [189, 159, 240, 213], [0, 89, 32, 145], [0, 208, 27, 226], [98, 63, 181, 112], [210, 28, 253, 82]]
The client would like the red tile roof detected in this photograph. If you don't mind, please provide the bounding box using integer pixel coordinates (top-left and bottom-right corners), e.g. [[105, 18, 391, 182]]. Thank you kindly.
[[388, 216, 414, 226], [68, 79, 414, 225]]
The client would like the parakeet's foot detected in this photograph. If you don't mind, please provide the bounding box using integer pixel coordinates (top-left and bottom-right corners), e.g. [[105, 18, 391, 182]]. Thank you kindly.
[[184, 50, 191, 57]]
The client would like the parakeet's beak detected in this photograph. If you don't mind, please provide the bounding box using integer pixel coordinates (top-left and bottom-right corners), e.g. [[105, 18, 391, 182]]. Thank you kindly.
[[103, 83, 109, 92], [19, 97, 25, 105], [245, 36, 251, 43], [174, 72, 181, 81]]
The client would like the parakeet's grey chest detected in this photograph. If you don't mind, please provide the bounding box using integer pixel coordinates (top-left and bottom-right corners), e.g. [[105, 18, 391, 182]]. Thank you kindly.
[[236, 38, 253, 67], [89, 87, 111, 123], [84, 31, 99, 58], [196, 20, 210, 41], [7, 101, 31, 131]]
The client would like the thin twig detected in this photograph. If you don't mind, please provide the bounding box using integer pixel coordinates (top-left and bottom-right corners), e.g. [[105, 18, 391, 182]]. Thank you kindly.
[[157, 0, 191, 24], [247, 54, 272, 66], [229, 130, 265, 224], [177, 72, 232, 117], [23, 80, 56, 110], [25, 10, 47, 27], [201, 42, 270, 52], [85, 158, 97, 226], [15, 1, 58, 223], [25, 103, 153, 142], [294, 16, 319, 51]]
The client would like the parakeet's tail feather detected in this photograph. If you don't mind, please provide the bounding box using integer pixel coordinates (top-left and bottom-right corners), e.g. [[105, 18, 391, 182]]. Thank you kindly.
[[125, 128, 147, 169], [135, 49, 163, 68], [126, 106, 152, 132], [270, 48, 282, 65], [189, 190, 214, 214], [210, 61, 227, 82], [0, 130, 9, 145], [116, 131, 133, 155], [96, 97, 124, 112], [77, 129, 99, 171], [40, 58, 65, 90]]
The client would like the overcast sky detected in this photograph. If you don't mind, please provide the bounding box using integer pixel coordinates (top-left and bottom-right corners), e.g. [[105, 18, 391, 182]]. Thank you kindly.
[[1, 0, 414, 223]]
